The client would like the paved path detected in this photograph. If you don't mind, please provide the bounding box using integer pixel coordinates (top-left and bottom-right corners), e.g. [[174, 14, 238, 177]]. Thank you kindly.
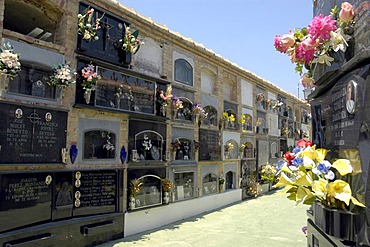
[[99, 191, 309, 247]]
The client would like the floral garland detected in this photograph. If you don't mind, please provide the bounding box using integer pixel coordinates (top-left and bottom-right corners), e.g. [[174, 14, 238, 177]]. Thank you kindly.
[[275, 139, 365, 210], [77, 6, 104, 42], [81, 64, 101, 91], [0, 42, 21, 79], [118, 24, 143, 54], [274, 2, 356, 89], [48, 61, 75, 88]]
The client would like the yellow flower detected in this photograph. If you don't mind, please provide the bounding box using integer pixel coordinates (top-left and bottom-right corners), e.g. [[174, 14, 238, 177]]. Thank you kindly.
[[229, 114, 235, 123], [299, 145, 317, 161], [327, 180, 351, 206], [316, 148, 329, 163], [312, 178, 328, 199], [295, 171, 312, 187], [275, 172, 293, 187], [296, 186, 315, 205], [332, 159, 352, 176]]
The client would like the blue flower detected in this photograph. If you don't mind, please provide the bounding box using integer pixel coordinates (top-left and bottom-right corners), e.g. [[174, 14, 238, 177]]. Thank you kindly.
[[293, 146, 302, 154], [276, 159, 285, 170], [292, 157, 304, 167], [324, 170, 335, 180], [313, 160, 332, 176]]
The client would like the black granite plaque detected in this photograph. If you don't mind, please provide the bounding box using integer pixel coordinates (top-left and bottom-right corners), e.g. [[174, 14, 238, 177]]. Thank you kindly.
[[199, 130, 221, 161], [77, 2, 130, 66], [0, 172, 52, 232], [73, 170, 117, 216], [0, 103, 67, 164]]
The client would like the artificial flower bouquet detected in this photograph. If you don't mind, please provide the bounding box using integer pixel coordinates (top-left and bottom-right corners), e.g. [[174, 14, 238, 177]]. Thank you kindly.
[[130, 179, 143, 198], [0, 42, 21, 79], [274, 2, 356, 89], [77, 6, 104, 42], [48, 61, 75, 88], [81, 64, 101, 90], [275, 139, 365, 210], [162, 178, 174, 193], [118, 24, 143, 54], [157, 85, 172, 107], [260, 164, 278, 183], [172, 96, 183, 110], [193, 103, 208, 118]]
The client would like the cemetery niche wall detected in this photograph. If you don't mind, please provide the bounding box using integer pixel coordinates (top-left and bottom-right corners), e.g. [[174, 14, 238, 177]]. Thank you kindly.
[[308, 48, 370, 247]]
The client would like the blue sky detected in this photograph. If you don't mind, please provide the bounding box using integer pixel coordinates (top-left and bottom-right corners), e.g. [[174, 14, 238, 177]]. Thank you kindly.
[[118, 0, 314, 97]]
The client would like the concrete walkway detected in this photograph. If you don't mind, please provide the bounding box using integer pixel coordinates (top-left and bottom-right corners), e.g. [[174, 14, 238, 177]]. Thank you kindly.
[[98, 191, 309, 247]]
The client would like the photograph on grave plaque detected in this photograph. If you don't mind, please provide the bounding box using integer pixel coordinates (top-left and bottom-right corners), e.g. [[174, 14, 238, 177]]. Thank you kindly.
[[73, 170, 118, 216], [0, 103, 67, 164]]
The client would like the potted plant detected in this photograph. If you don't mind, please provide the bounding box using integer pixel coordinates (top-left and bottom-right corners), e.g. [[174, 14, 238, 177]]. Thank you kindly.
[[161, 178, 174, 204], [172, 96, 183, 119], [129, 179, 143, 210]]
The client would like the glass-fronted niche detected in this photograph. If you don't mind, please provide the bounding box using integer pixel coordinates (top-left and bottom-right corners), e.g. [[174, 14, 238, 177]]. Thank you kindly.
[[174, 172, 195, 201], [128, 120, 167, 162], [128, 168, 165, 210], [199, 130, 221, 161], [4, 39, 64, 101], [83, 130, 116, 160], [76, 61, 156, 115]]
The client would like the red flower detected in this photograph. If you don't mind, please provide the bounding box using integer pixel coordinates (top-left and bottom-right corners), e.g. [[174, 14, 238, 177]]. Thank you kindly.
[[306, 141, 313, 147], [297, 139, 308, 148], [284, 152, 295, 165]]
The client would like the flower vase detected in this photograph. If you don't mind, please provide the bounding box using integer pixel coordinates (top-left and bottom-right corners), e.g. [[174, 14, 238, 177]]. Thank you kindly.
[[173, 109, 178, 119], [129, 197, 136, 210], [172, 151, 176, 161], [161, 105, 166, 117], [163, 192, 170, 204], [194, 114, 200, 124], [125, 52, 132, 65], [313, 201, 363, 241], [84, 89, 92, 104], [0, 74, 8, 96]]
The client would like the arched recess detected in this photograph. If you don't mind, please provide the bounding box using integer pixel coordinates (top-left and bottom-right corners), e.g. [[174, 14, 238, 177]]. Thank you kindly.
[[174, 58, 193, 86], [225, 171, 236, 190], [225, 139, 238, 160], [134, 130, 164, 161], [176, 97, 193, 121], [242, 141, 254, 159], [203, 105, 218, 126], [134, 175, 162, 209]]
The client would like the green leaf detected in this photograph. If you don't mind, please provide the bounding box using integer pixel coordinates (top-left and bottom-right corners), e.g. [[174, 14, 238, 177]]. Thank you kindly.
[[132, 30, 140, 39]]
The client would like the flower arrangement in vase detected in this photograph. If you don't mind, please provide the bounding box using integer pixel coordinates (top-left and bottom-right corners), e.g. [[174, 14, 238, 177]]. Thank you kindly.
[[157, 85, 172, 107], [193, 103, 207, 124], [129, 178, 142, 209], [274, 2, 356, 89], [48, 61, 76, 90], [256, 93, 265, 102], [81, 64, 101, 104], [0, 42, 21, 79], [161, 178, 174, 193], [172, 96, 183, 118], [118, 24, 143, 54], [275, 139, 365, 210], [77, 6, 104, 42], [260, 164, 278, 183]]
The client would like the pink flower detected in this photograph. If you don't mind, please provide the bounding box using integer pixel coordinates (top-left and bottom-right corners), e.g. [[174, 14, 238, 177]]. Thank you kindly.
[[295, 39, 316, 64], [339, 2, 355, 22], [300, 73, 315, 88], [274, 32, 295, 53], [308, 14, 337, 41]]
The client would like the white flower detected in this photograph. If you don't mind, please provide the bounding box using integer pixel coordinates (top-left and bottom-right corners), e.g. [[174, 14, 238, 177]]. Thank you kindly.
[[329, 28, 350, 52], [313, 53, 334, 66]]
